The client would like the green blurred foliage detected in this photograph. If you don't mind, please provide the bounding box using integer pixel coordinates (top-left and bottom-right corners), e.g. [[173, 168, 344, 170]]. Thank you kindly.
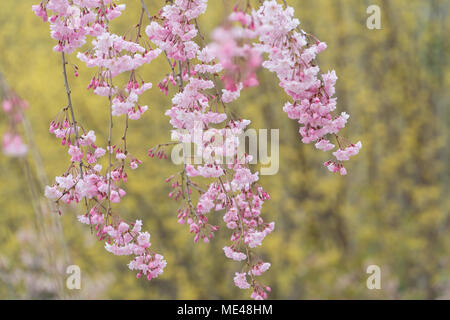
[[0, 0, 448, 299]]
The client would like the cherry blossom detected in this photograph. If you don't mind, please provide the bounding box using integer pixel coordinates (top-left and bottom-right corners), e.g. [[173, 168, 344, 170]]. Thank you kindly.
[[33, 0, 166, 281], [146, 0, 274, 299], [234, 272, 251, 289], [2, 133, 28, 157]]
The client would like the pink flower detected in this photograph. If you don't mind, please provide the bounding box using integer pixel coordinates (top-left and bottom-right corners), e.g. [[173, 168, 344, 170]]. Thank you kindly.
[[33, 0, 167, 287], [110, 190, 121, 203], [32, 0, 362, 300], [137, 232, 150, 247], [253, 1, 360, 174], [94, 147, 106, 158], [315, 139, 335, 152], [32, 4, 47, 22], [250, 262, 271, 276], [130, 159, 142, 170], [2, 133, 27, 157], [133, 220, 143, 233], [2, 100, 13, 113], [222, 83, 243, 103], [234, 272, 250, 289], [55, 174, 75, 190]]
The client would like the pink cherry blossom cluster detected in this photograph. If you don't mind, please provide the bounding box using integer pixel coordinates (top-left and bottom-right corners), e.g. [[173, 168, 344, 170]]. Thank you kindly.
[[32, 0, 125, 53], [206, 8, 262, 103], [77, 31, 161, 119], [146, 0, 274, 299], [82, 212, 166, 281], [34, 0, 166, 281], [145, 0, 206, 62], [252, 0, 361, 175], [1, 86, 28, 157], [33, 0, 362, 299]]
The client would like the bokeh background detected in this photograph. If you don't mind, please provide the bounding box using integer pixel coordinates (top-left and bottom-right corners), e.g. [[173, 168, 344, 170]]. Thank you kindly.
[[0, 0, 449, 299]]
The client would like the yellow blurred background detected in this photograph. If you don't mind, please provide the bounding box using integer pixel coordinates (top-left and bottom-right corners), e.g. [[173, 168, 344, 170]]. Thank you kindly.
[[0, 0, 448, 299]]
